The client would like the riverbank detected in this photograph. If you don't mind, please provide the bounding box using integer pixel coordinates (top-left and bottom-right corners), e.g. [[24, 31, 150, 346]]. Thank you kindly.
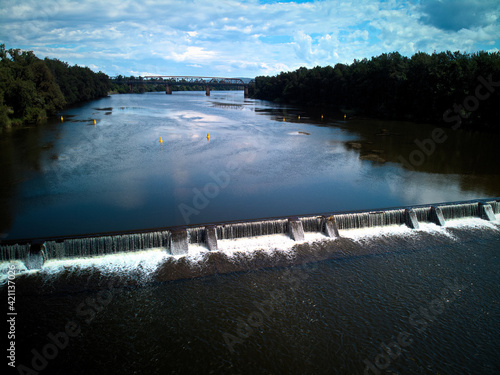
[[250, 51, 500, 133], [0, 45, 110, 133]]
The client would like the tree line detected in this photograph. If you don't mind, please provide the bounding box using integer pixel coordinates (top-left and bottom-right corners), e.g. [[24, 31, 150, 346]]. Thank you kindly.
[[110, 76, 244, 94], [0, 44, 110, 131], [250, 51, 500, 131]]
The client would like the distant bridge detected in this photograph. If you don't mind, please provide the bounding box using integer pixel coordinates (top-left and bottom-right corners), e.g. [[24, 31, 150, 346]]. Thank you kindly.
[[113, 75, 251, 97]]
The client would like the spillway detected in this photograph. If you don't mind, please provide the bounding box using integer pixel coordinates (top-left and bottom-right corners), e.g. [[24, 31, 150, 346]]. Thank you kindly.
[[1, 198, 498, 280]]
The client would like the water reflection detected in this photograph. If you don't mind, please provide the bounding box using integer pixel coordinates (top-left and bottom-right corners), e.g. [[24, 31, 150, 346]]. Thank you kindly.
[[0, 91, 498, 239], [259, 106, 500, 196]]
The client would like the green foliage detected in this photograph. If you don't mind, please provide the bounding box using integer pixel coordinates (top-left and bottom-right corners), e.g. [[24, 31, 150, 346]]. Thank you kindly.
[[0, 44, 110, 132], [253, 51, 500, 131], [44, 58, 109, 105], [109, 76, 242, 94]]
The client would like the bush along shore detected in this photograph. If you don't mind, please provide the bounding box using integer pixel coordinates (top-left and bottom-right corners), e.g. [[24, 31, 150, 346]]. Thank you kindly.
[[250, 51, 500, 132], [0, 45, 110, 132]]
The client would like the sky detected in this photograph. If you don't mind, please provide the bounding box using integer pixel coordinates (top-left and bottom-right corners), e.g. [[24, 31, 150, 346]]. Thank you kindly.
[[0, 0, 499, 78]]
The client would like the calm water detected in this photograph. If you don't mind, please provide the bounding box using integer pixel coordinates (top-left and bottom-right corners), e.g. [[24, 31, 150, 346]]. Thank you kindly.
[[6, 223, 500, 375], [1, 90, 499, 240]]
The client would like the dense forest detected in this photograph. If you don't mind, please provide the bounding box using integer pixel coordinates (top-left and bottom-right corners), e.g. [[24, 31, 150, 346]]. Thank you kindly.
[[0, 45, 110, 131], [110, 76, 243, 94], [251, 51, 500, 131], [3, 46, 499, 132]]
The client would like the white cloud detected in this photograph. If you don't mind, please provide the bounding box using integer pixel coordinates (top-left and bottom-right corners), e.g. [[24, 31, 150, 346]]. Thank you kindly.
[[0, 0, 498, 77], [170, 46, 217, 63], [293, 31, 314, 62]]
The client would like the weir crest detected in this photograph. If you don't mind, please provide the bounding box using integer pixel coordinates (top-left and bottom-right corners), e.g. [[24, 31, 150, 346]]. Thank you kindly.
[[1, 199, 498, 271]]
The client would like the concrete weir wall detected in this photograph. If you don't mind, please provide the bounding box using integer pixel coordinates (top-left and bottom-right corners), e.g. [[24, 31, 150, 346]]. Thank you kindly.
[[1, 198, 499, 271]]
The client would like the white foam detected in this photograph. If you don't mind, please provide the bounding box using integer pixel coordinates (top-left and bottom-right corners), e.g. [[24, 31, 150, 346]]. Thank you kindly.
[[0, 233, 330, 282], [0, 260, 27, 275], [339, 217, 499, 243], [340, 224, 413, 241], [2, 217, 497, 282], [186, 244, 211, 259], [339, 222, 452, 241], [416, 222, 458, 239], [444, 217, 500, 230], [212, 232, 329, 256], [35, 248, 170, 283], [0, 260, 28, 285]]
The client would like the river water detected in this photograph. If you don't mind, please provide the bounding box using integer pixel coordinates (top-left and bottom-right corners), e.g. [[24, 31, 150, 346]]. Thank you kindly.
[[1, 91, 500, 374], [5, 221, 500, 375], [1, 91, 499, 240]]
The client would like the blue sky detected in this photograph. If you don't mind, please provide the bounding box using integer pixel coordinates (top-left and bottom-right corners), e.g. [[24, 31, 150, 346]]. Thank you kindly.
[[0, 0, 499, 78]]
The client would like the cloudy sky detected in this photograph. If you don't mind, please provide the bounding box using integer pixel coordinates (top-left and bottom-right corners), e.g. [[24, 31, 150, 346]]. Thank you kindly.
[[1, 0, 499, 78]]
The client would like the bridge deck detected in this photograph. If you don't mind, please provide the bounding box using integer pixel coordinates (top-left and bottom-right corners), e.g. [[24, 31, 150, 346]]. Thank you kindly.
[[114, 75, 248, 86]]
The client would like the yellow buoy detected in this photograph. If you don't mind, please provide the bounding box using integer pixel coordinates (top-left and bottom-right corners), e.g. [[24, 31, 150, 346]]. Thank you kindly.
[[282, 117, 285, 122], [344, 114, 346, 120], [94, 119, 97, 126], [160, 136, 163, 145], [321, 114, 324, 120], [60, 116, 63, 122], [207, 133, 210, 140], [298, 115, 301, 120]]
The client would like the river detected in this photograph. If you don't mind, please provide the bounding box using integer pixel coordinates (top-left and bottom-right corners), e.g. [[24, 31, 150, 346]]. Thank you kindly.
[[1, 91, 499, 240], [1, 91, 499, 374], [5, 222, 500, 374]]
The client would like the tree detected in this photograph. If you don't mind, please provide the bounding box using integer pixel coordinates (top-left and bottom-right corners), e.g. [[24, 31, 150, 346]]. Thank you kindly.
[[251, 50, 500, 131], [0, 45, 110, 131]]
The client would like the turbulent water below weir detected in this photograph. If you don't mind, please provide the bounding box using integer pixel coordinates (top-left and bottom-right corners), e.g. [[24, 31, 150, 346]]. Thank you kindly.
[[2, 219, 499, 375]]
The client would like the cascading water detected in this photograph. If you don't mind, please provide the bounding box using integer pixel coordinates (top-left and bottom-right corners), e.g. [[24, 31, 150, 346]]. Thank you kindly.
[[216, 219, 289, 240], [439, 203, 480, 220], [413, 206, 433, 223], [1, 200, 498, 272], [299, 216, 324, 232], [333, 209, 406, 230], [489, 200, 500, 214], [5, 211, 499, 375], [1, 230, 172, 262], [0, 243, 30, 262], [59, 231, 171, 259], [188, 227, 206, 244]]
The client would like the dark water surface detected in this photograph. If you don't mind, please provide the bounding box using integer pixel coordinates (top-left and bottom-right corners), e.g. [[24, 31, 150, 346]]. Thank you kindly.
[[1, 91, 499, 240], [6, 223, 500, 375]]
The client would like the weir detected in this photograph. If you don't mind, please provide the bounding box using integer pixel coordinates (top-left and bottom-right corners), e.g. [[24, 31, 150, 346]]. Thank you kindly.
[[1, 198, 498, 270]]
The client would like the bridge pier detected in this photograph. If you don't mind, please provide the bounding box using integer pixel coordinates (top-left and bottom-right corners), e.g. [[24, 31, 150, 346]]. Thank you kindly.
[[165, 84, 172, 95], [205, 85, 210, 96], [244, 86, 249, 98]]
